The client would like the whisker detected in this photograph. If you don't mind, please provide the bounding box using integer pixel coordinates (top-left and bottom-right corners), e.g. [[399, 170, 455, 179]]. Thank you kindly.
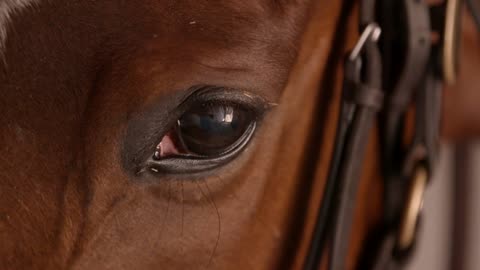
[[200, 181, 222, 267], [194, 180, 215, 267], [181, 180, 185, 237], [195, 181, 220, 267], [152, 180, 172, 250], [164, 180, 172, 233], [194, 179, 209, 209]]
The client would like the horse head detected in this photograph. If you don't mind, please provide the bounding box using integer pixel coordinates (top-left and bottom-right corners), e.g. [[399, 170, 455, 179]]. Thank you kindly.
[[0, 0, 479, 269]]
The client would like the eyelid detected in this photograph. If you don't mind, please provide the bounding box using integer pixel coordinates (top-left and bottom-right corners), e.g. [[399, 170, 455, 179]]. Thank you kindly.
[[183, 86, 273, 115], [121, 85, 271, 177]]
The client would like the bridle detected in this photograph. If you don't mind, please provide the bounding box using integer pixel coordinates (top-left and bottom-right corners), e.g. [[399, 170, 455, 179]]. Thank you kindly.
[[303, 0, 480, 269]]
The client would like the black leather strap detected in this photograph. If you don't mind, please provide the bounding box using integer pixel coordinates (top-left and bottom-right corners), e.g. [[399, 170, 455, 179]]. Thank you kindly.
[[302, 0, 461, 269], [344, 84, 383, 110], [328, 40, 383, 270]]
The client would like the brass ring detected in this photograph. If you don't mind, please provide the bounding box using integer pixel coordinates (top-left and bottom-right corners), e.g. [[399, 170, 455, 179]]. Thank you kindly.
[[396, 166, 428, 251], [443, 0, 462, 84]]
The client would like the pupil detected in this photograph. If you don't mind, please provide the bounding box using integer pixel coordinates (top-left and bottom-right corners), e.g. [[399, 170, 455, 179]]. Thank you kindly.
[[177, 103, 251, 156]]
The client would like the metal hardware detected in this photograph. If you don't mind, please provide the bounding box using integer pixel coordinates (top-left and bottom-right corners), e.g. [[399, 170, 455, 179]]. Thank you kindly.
[[443, 0, 462, 84], [349, 23, 382, 61], [396, 165, 428, 251]]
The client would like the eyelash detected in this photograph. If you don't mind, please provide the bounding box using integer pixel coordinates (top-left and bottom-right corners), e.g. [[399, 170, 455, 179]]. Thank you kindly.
[[183, 88, 267, 116]]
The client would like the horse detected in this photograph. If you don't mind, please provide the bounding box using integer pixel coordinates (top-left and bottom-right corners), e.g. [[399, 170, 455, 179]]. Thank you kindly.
[[0, 0, 479, 269]]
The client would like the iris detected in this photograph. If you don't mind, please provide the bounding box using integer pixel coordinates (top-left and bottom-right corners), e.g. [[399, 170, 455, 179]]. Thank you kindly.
[[177, 102, 253, 156]]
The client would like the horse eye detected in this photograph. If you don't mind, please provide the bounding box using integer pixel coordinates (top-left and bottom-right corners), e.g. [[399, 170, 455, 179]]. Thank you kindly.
[[153, 102, 256, 160], [177, 103, 254, 156]]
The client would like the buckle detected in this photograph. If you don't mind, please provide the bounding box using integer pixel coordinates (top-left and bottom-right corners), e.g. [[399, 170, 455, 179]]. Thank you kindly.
[[344, 23, 382, 91], [431, 0, 463, 84], [349, 23, 381, 61], [396, 165, 428, 252], [443, 0, 462, 84]]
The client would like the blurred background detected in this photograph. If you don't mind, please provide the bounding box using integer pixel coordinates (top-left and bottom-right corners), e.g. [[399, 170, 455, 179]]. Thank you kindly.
[[407, 145, 480, 270], [406, 2, 480, 268]]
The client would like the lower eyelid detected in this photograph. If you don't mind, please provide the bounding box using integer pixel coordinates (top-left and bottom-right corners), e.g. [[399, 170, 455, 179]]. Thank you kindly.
[[142, 121, 257, 176]]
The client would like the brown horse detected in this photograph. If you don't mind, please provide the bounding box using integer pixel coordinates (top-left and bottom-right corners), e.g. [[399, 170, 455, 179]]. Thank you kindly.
[[0, 0, 479, 269]]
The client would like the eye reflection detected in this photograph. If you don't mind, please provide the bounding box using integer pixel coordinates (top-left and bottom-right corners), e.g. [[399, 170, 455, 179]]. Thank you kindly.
[[154, 102, 256, 159]]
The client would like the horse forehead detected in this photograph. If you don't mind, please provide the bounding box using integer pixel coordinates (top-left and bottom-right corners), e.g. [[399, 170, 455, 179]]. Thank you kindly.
[[92, 0, 297, 50], [78, 0, 303, 100]]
